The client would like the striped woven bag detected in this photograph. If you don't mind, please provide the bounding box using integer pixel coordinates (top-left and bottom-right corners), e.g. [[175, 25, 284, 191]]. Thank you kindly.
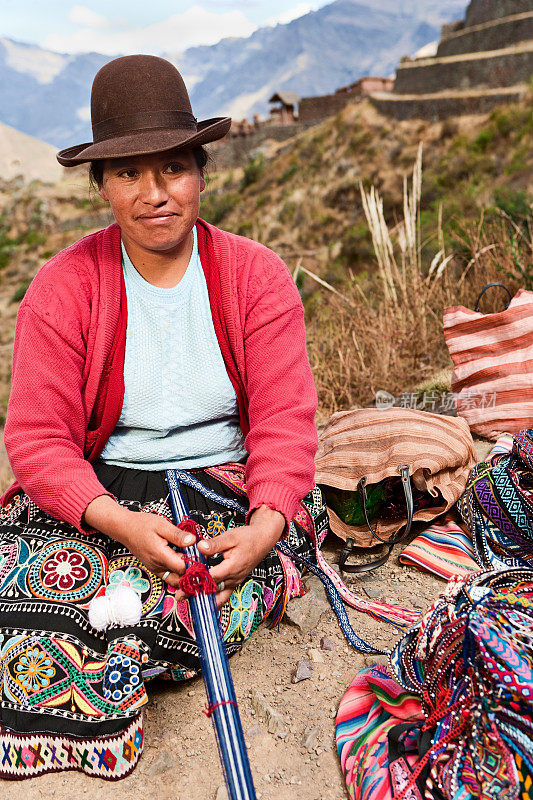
[[443, 286, 533, 440]]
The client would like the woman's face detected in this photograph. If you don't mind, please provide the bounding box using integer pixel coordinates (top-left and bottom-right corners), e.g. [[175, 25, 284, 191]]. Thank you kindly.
[[99, 148, 205, 258]]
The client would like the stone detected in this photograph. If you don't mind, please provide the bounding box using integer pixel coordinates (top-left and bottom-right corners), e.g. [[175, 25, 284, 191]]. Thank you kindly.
[[363, 654, 386, 667], [139, 749, 175, 776], [301, 727, 321, 752], [251, 689, 286, 735], [246, 724, 262, 738], [307, 647, 324, 663], [291, 659, 314, 683], [320, 636, 336, 651], [363, 585, 383, 599], [214, 785, 229, 800], [284, 588, 329, 633]]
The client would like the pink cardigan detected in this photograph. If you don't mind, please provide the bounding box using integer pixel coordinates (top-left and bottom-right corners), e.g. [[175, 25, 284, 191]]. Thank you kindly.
[[2, 219, 318, 532]]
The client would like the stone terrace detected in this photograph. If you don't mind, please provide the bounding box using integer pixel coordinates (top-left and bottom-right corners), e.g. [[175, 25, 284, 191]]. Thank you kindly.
[[371, 0, 533, 120]]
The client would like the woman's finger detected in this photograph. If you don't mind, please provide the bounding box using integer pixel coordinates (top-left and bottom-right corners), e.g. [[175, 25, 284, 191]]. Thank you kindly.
[[156, 520, 197, 550], [214, 586, 233, 608], [197, 530, 236, 557]]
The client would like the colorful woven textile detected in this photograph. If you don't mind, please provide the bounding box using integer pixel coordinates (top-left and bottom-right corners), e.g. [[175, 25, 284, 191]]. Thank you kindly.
[[0, 462, 327, 781], [336, 665, 423, 800], [398, 514, 478, 579], [336, 568, 533, 800], [457, 429, 533, 570], [443, 288, 533, 440], [400, 434, 514, 580]]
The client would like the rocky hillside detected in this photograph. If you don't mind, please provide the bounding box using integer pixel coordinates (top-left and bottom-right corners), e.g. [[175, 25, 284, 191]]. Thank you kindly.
[[201, 95, 533, 283], [0, 91, 531, 437], [0, 0, 467, 146]]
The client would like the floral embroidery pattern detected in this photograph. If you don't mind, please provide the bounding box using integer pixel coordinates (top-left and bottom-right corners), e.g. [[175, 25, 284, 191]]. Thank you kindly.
[[103, 654, 141, 703], [207, 513, 226, 537], [162, 586, 195, 636], [223, 579, 262, 643], [14, 647, 55, 693], [108, 567, 150, 596], [42, 549, 88, 591]]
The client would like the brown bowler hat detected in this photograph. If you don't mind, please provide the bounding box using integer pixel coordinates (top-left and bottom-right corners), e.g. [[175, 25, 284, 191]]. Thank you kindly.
[[57, 54, 231, 166]]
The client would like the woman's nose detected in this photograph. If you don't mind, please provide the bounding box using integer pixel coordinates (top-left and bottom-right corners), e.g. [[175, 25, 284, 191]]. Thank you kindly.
[[139, 171, 168, 205]]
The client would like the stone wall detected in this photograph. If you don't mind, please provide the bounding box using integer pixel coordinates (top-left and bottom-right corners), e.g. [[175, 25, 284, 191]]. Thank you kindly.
[[438, 13, 533, 57], [371, 86, 525, 120], [394, 45, 533, 95], [298, 92, 353, 123], [208, 123, 306, 169], [465, 0, 533, 27]]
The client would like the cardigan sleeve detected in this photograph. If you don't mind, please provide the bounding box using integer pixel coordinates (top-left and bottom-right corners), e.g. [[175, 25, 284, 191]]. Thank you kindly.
[[4, 303, 113, 532], [242, 248, 318, 526]]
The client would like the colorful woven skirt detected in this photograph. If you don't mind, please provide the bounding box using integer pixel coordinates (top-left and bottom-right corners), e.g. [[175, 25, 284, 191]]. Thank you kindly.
[[0, 461, 328, 781]]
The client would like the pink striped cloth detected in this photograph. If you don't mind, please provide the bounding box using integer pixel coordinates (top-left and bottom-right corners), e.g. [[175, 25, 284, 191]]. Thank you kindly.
[[400, 433, 514, 579], [443, 289, 533, 440]]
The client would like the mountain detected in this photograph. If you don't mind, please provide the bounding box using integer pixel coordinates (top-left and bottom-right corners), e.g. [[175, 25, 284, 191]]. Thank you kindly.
[[171, 0, 466, 120], [0, 0, 467, 148], [0, 120, 65, 182]]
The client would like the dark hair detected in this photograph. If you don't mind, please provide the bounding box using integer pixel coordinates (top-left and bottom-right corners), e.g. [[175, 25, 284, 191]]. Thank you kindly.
[[89, 145, 209, 189]]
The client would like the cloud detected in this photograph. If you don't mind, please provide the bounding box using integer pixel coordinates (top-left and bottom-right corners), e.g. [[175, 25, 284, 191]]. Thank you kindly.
[[44, 4, 256, 55], [265, 3, 315, 26], [69, 5, 108, 29]]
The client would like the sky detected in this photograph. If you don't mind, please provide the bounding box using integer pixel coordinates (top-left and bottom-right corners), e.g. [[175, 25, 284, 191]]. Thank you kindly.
[[0, 1, 332, 54]]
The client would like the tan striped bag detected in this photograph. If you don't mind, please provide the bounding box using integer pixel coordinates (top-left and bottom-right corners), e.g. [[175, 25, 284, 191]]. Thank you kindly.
[[315, 408, 476, 552], [443, 288, 533, 440]]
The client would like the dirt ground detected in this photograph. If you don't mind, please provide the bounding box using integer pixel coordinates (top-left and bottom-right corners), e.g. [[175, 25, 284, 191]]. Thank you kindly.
[[0, 441, 492, 800]]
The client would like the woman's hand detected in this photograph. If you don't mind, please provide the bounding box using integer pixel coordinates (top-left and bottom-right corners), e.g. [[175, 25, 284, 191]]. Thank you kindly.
[[180, 504, 286, 607], [83, 495, 196, 588]]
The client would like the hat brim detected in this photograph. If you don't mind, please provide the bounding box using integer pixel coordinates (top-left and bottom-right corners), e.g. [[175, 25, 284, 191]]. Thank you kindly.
[[56, 116, 231, 166]]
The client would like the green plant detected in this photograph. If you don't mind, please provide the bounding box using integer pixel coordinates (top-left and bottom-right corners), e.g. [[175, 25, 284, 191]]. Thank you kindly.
[[279, 202, 296, 224], [10, 281, 31, 304], [471, 128, 494, 153], [280, 163, 298, 183], [236, 220, 253, 237], [493, 187, 531, 223], [200, 192, 238, 225], [240, 154, 264, 189]]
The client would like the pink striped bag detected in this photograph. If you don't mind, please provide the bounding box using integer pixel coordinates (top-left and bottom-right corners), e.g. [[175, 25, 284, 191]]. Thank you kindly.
[[443, 286, 533, 440]]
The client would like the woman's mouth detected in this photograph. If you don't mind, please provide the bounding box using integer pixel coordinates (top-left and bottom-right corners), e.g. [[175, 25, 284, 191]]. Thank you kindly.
[[137, 212, 176, 222]]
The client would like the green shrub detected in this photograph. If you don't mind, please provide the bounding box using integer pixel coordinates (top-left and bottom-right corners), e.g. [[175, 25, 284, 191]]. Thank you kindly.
[[200, 193, 238, 225], [493, 186, 531, 222], [236, 221, 253, 237], [280, 163, 298, 183], [471, 128, 494, 153], [10, 281, 31, 304], [279, 202, 296, 224], [240, 154, 264, 189]]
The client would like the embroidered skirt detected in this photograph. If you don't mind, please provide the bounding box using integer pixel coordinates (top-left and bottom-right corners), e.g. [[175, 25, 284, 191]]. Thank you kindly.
[[0, 461, 328, 781]]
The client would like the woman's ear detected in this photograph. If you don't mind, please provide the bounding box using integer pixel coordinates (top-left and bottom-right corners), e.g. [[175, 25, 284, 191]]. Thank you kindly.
[[99, 182, 109, 202], [200, 175, 206, 193]]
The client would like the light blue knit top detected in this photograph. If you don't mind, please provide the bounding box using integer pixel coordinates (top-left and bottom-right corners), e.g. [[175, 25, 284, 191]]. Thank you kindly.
[[99, 226, 248, 469]]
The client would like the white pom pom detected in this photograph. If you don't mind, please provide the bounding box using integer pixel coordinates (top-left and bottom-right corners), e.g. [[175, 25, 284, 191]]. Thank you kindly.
[[88, 585, 143, 631], [88, 594, 111, 631], [110, 585, 143, 626]]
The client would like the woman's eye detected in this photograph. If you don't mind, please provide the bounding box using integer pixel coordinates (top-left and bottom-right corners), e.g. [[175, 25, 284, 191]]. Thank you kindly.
[[166, 162, 184, 174], [118, 168, 137, 178]]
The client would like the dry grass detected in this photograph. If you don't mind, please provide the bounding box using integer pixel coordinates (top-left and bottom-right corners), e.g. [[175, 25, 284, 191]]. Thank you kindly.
[[306, 148, 531, 417]]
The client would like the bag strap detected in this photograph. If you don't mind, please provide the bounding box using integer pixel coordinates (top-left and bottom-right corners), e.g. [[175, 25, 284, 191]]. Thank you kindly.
[[474, 282, 512, 312], [339, 465, 414, 573]]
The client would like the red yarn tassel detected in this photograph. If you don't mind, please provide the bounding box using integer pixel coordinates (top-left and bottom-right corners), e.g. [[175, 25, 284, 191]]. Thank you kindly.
[[179, 558, 218, 597]]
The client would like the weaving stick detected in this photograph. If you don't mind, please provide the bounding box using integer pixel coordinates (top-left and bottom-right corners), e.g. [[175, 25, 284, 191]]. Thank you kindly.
[[166, 470, 257, 800]]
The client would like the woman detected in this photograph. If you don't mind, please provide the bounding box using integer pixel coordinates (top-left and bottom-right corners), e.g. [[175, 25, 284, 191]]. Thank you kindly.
[[0, 55, 327, 780]]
